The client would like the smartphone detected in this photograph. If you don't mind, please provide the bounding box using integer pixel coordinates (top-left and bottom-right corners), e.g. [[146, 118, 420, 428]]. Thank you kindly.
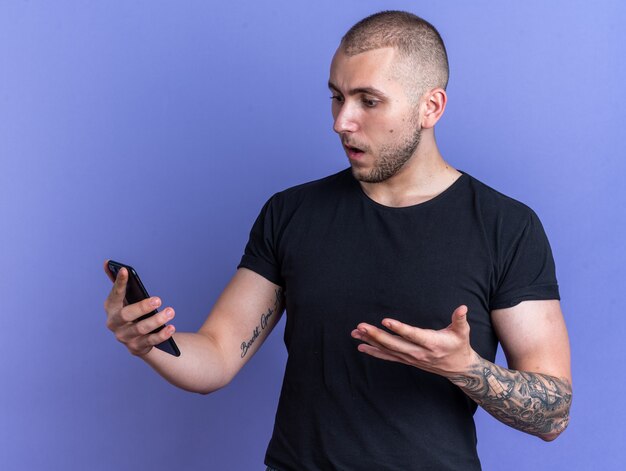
[[107, 260, 181, 357]]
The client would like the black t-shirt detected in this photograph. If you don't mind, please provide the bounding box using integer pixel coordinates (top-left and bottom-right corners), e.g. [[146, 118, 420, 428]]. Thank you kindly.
[[238, 169, 559, 471]]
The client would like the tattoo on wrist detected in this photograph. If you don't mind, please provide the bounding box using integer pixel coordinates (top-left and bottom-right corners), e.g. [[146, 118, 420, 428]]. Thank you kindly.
[[240, 288, 283, 358], [448, 357, 572, 438]]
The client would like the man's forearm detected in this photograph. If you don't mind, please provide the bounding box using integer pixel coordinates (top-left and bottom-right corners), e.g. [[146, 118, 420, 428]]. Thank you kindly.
[[448, 356, 572, 441], [141, 332, 230, 395]]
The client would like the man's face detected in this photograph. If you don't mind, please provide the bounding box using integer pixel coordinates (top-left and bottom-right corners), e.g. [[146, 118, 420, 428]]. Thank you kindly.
[[328, 47, 422, 183]]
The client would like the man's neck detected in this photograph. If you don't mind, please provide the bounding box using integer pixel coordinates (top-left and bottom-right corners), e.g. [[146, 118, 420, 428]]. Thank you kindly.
[[359, 146, 461, 208]]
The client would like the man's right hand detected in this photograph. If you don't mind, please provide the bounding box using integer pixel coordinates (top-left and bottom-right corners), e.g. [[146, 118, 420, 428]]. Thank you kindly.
[[103, 261, 176, 357], [102, 263, 284, 394]]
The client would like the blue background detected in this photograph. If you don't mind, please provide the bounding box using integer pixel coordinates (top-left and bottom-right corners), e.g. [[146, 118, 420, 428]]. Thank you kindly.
[[1, 0, 624, 469]]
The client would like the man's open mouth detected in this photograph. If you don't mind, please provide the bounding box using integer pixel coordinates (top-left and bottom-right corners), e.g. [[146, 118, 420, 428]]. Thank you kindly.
[[345, 144, 364, 154]]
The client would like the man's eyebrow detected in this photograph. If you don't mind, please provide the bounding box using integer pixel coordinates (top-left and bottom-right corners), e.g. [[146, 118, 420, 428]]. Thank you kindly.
[[328, 81, 388, 99]]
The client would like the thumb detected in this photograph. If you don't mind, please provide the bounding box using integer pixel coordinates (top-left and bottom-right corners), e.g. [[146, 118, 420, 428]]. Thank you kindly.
[[450, 305, 469, 331]]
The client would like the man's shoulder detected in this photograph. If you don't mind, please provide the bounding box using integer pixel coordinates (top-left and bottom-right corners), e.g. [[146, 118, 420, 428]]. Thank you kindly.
[[254, 168, 353, 220], [270, 168, 353, 205], [462, 172, 537, 221], [280, 168, 351, 194]]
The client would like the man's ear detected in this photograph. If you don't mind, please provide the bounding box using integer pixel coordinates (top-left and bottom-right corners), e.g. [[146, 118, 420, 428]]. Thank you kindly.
[[420, 88, 447, 129]]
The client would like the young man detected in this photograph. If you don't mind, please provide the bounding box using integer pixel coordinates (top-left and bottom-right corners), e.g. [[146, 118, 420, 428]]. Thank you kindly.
[[104, 11, 571, 470]]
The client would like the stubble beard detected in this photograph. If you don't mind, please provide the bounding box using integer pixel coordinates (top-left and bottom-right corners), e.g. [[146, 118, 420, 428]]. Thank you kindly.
[[353, 125, 422, 184]]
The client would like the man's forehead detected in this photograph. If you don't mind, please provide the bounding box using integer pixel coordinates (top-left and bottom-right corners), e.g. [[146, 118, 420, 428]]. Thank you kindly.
[[331, 46, 398, 67], [329, 46, 403, 91]]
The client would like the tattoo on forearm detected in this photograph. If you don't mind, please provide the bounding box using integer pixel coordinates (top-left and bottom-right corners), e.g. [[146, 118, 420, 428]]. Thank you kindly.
[[240, 288, 283, 358], [448, 357, 572, 438]]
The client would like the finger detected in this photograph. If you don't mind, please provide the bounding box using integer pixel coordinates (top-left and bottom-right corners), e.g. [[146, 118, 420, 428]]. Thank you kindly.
[[380, 318, 433, 346], [115, 309, 174, 344], [125, 324, 176, 357], [131, 308, 175, 338], [146, 324, 175, 346], [449, 305, 469, 333], [352, 324, 420, 356], [104, 268, 130, 324], [137, 325, 176, 356], [107, 266, 128, 305], [452, 304, 468, 322], [357, 343, 409, 365], [118, 296, 162, 324], [351, 327, 390, 352], [103, 260, 116, 283]]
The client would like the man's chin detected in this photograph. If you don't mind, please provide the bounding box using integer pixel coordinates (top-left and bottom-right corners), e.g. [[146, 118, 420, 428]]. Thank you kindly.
[[350, 165, 386, 184], [349, 164, 368, 181]]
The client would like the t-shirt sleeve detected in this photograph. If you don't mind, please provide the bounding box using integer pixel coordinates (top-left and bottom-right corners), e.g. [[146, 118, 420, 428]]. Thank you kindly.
[[237, 195, 284, 286], [490, 210, 560, 310]]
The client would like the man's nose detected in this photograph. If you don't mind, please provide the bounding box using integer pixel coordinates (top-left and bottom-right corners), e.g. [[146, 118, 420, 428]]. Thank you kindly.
[[333, 104, 359, 134]]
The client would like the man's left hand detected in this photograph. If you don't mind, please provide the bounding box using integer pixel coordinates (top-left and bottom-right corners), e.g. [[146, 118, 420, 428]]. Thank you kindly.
[[351, 305, 479, 378]]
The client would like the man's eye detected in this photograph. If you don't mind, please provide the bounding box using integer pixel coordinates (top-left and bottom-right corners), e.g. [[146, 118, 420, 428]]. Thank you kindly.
[[330, 95, 344, 103], [362, 98, 378, 108]]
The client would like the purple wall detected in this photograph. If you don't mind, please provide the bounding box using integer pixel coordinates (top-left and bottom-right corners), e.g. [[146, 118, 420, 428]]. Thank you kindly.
[[1, 0, 624, 469]]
